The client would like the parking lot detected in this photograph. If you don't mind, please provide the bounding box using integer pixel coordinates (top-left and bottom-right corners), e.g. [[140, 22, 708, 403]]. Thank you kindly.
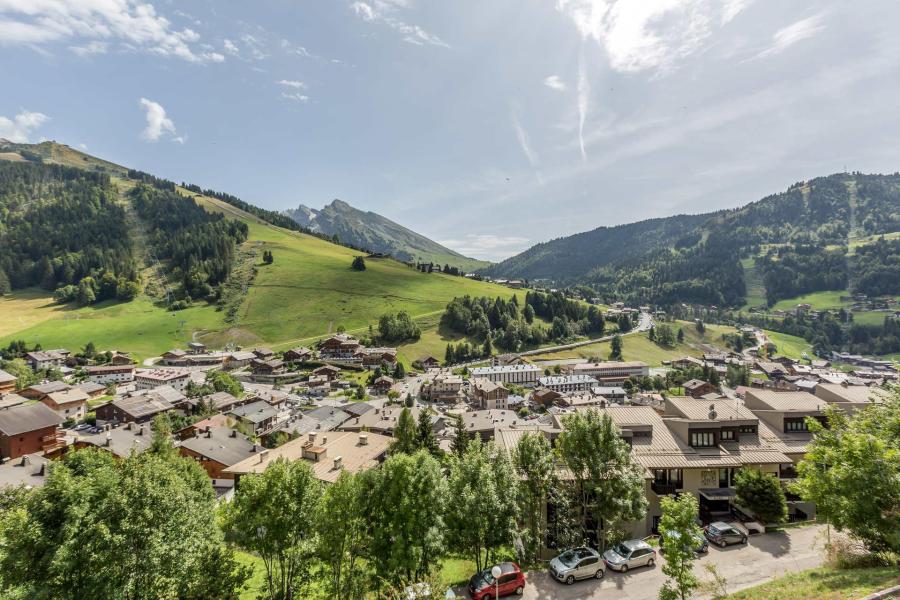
[[463, 525, 826, 600]]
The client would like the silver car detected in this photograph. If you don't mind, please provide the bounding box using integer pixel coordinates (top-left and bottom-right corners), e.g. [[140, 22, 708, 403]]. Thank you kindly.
[[549, 547, 605, 585], [602, 539, 657, 572]]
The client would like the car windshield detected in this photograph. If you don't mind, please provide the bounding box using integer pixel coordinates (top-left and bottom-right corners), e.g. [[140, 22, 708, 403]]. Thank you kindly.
[[612, 543, 630, 557], [480, 569, 496, 585], [558, 551, 578, 567]]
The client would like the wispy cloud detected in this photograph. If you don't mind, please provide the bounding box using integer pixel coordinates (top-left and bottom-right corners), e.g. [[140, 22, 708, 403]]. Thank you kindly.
[[0, 110, 49, 143], [0, 0, 224, 63], [276, 79, 307, 89], [511, 107, 542, 183], [139, 98, 183, 143], [438, 234, 531, 262], [544, 75, 567, 92], [70, 40, 108, 56], [753, 14, 825, 59], [577, 48, 589, 160], [350, 1, 448, 48], [721, 0, 752, 24], [281, 92, 310, 103], [223, 38, 239, 56]]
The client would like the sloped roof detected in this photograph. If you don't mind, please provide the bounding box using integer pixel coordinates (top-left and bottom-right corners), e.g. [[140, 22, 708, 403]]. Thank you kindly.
[[0, 403, 62, 435], [180, 427, 257, 466]]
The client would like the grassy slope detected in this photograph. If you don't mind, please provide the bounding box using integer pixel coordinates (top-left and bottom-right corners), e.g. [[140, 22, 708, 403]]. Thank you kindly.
[[529, 321, 735, 366], [740, 257, 767, 309], [727, 566, 900, 600], [764, 330, 813, 360]]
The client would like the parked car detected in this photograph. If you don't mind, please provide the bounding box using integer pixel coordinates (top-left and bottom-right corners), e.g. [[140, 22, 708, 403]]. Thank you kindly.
[[704, 521, 748, 547], [549, 547, 605, 584], [602, 539, 657, 572], [467, 562, 525, 600], [659, 530, 709, 554]]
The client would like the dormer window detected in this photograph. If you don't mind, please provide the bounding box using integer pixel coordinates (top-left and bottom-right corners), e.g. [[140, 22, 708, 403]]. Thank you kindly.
[[720, 430, 735, 441], [739, 425, 757, 434], [784, 417, 808, 432], [690, 431, 715, 447]]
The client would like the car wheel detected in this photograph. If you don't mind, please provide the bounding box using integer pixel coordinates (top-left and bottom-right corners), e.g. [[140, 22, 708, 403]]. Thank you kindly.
[[595, 569, 604, 579], [719, 539, 727, 548], [742, 537, 748, 544], [565, 575, 575, 585], [648, 558, 655, 567], [620, 564, 629, 573], [515, 586, 523, 595]]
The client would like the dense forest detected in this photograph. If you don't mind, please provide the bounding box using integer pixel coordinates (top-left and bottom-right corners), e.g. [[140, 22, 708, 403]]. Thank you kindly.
[[129, 185, 248, 308], [853, 237, 900, 296], [0, 162, 138, 302], [756, 243, 848, 305]]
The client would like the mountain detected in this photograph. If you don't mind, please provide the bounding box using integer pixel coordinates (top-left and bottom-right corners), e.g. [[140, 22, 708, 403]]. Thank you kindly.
[[486, 173, 900, 307], [284, 199, 489, 271]]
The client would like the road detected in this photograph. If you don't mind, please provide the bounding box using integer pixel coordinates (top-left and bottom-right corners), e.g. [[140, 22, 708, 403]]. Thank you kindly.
[[494, 525, 825, 600]]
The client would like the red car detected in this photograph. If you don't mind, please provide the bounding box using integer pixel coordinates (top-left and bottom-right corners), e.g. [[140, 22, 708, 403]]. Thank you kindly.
[[468, 562, 526, 600]]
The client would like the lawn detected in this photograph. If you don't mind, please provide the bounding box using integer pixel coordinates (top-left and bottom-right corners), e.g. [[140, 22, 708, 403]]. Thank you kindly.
[[763, 329, 812, 361], [771, 291, 852, 312], [726, 566, 900, 600], [529, 321, 735, 366], [740, 257, 767, 309]]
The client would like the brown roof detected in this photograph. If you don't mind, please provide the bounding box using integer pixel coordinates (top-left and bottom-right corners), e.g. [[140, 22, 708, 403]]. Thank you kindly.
[[744, 390, 828, 413], [816, 383, 886, 405], [665, 397, 757, 421], [0, 403, 62, 435], [44, 389, 89, 407], [0, 369, 16, 384]]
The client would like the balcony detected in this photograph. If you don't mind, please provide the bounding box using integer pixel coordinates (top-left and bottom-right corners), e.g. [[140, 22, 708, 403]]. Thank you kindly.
[[651, 481, 680, 495], [779, 465, 798, 480]]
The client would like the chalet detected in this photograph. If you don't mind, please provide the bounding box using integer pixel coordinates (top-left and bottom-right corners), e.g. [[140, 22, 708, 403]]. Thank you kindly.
[[84, 364, 135, 384], [530, 388, 562, 407], [571, 361, 650, 384], [177, 413, 232, 440], [0, 393, 28, 410], [185, 391, 243, 414], [340, 406, 444, 436], [469, 364, 541, 385], [25, 349, 69, 371], [0, 369, 16, 393], [421, 356, 441, 369], [187, 342, 207, 355], [224, 351, 256, 370], [471, 378, 510, 410], [161, 349, 187, 364], [357, 347, 398, 367], [74, 422, 152, 458], [371, 376, 394, 394], [313, 365, 342, 381], [427, 373, 463, 402], [20, 381, 71, 401], [590, 386, 628, 402], [537, 375, 598, 394], [73, 381, 106, 399], [135, 369, 190, 391], [94, 387, 184, 424], [0, 403, 64, 459], [283, 347, 313, 363], [756, 361, 789, 380], [228, 400, 279, 434], [814, 383, 886, 414], [41, 389, 89, 421], [682, 379, 717, 399], [318, 334, 362, 360], [225, 431, 392, 485], [180, 426, 258, 480], [250, 358, 285, 375], [109, 352, 134, 366], [306, 375, 330, 388], [252, 348, 275, 360], [263, 407, 352, 443], [459, 409, 526, 441]]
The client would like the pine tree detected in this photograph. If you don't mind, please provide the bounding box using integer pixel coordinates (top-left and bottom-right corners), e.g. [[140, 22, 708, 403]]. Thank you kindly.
[[417, 410, 439, 457], [444, 343, 455, 366], [482, 336, 493, 357], [450, 413, 470, 458], [391, 408, 419, 455]]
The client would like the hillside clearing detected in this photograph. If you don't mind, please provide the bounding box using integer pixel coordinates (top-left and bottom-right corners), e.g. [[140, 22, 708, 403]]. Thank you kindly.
[[764, 329, 812, 360]]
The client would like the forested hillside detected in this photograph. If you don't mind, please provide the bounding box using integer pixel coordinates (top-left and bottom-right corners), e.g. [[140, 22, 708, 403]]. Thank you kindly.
[[0, 162, 138, 300]]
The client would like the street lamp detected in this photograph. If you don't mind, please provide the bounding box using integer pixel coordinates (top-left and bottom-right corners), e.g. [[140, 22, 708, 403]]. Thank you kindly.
[[490, 565, 502, 599]]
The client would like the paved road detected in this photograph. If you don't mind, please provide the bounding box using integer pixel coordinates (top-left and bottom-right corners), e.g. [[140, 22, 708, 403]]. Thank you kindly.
[[482, 525, 825, 600]]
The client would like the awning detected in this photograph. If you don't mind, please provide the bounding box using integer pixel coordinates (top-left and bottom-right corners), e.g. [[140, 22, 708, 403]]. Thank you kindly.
[[698, 488, 736, 501]]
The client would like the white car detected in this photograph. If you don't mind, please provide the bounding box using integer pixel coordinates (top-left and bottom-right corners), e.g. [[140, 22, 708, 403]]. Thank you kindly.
[[602, 540, 657, 572], [549, 547, 605, 584]]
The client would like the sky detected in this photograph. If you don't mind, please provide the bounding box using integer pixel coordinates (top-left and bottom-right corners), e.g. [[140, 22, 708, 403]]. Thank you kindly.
[[2, 1, 900, 262]]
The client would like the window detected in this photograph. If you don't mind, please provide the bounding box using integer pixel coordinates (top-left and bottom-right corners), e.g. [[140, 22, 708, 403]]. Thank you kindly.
[[784, 418, 808, 432], [690, 431, 715, 447], [719, 468, 736, 488], [739, 425, 757, 434], [720, 429, 735, 441]]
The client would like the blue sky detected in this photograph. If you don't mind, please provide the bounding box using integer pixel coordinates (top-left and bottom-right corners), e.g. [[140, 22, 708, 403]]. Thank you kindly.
[[3, 1, 900, 261]]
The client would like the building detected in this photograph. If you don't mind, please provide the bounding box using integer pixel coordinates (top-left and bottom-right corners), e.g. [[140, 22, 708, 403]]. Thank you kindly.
[[0, 369, 16, 393], [262, 407, 352, 444], [421, 356, 441, 369], [25, 349, 69, 371], [537, 375, 598, 394], [371, 376, 394, 394], [74, 422, 153, 458], [0, 453, 51, 490], [135, 369, 190, 391], [0, 393, 28, 411], [531, 388, 562, 407], [73, 381, 106, 399], [85, 364, 136, 384], [571, 361, 649, 384], [459, 409, 528, 441], [250, 358, 285, 375], [340, 406, 444, 436], [180, 426, 259, 480], [0, 403, 64, 459], [428, 373, 464, 401], [814, 383, 885, 414], [20, 381, 70, 401], [470, 378, 510, 410], [228, 400, 279, 434], [357, 347, 399, 367], [469, 364, 541, 385], [109, 352, 134, 366], [590, 386, 628, 402], [283, 347, 313, 363], [682, 379, 717, 399], [225, 430, 392, 484], [184, 391, 244, 414], [94, 387, 184, 424], [313, 365, 342, 381], [224, 351, 256, 370], [41, 389, 89, 421], [318, 334, 362, 360]]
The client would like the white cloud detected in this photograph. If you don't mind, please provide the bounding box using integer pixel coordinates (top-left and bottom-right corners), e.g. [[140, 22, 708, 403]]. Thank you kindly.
[[276, 79, 307, 89], [281, 92, 310, 102], [223, 38, 239, 56], [0, 110, 49, 142], [70, 40, 107, 56], [438, 234, 531, 261], [350, 1, 448, 48], [577, 49, 589, 160], [510, 107, 542, 184], [138, 98, 183, 143], [754, 14, 825, 59], [544, 75, 567, 92], [0, 0, 223, 63], [555, 0, 741, 73]]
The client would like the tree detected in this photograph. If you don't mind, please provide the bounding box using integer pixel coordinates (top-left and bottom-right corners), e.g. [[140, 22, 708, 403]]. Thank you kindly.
[[0, 448, 248, 600], [149, 413, 178, 459], [513, 432, 557, 564], [317, 471, 369, 599], [417, 410, 439, 457], [795, 395, 900, 551], [450, 413, 470, 458], [557, 409, 647, 549], [446, 440, 519, 573], [363, 451, 446, 587], [206, 370, 243, 397], [610, 334, 623, 360], [263, 249, 274, 264], [351, 256, 366, 271], [444, 343, 455, 365], [658, 493, 702, 600], [695, 320, 705, 335], [391, 407, 419, 455], [648, 326, 656, 341], [523, 303, 535, 324], [677, 328, 684, 343], [482, 336, 493, 357], [734, 468, 787, 525], [223, 458, 322, 600]]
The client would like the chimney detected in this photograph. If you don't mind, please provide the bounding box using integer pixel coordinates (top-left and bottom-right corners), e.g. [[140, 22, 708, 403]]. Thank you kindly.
[[38, 463, 46, 476], [205, 429, 212, 438], [251, 444, 257, 453], [359, 433, 368, 446], [105, 432, 112, 447], [258, 449, 269, 464], [19, 455, 30, 466], [333, 456, 343, 470], [137, 426, 144, 436], [321, 435, 327, 445], [309, 432, 317, 444], [230, 429, 237, 438], [126, 422, 132, 431]]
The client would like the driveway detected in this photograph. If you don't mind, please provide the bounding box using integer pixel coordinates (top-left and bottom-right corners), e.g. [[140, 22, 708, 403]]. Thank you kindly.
[[515, 525, 824, 600]]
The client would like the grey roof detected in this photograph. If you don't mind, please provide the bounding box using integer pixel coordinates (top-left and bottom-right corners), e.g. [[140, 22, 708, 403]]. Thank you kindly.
[[304, 406, 352, 430], [0, 453, 50, 490], [73, 381, 106, 395], [77, 424, 153, 457], [343, 402, 374, 417], [107, 392, 175, 419], [180, 427, 258, 466], [0, 403, 62, 435], [0, 369, 16, 384], [26, 381, 70, 395], [186, 391, 240, 411], [228, 400, 278, 424]]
